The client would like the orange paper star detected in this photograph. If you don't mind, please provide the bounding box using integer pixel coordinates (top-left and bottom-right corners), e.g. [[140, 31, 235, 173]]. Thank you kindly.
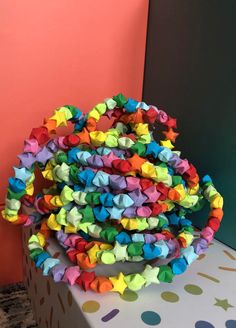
[[128, 153, 146, 171], [162, 128, 179, 142]]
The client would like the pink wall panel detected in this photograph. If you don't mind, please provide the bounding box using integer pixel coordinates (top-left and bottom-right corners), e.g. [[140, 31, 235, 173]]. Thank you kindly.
[[0, 0, 148, 284]]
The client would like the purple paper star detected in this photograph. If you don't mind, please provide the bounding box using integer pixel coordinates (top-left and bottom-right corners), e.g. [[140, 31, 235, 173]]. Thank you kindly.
[[18, 153, 36, 169], [128, 189, 147, 206], [36, 147, 53, 165], [46, 140, 59, 153], [167, 153, 182, 167]]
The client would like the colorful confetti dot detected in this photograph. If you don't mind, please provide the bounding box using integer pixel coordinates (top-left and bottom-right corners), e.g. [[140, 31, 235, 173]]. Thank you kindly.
[[225, 319, 236, 328], [101, 309, 120, 322], [197, 272, 220, 283], [184, 284, 203, 295], [120, 290, 138, 302], [197, 254, 206, 261], [82, 300, 100, 313], [141, 311, 161, 326], [214, 298, 234, 311], [161, 291, 179, 303], [195, 320, 215, 328], [223, 250, 236, 261], [218, 266, 236, 272]]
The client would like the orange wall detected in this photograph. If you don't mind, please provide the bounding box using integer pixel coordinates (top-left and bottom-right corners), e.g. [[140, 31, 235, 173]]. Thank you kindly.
[[0, 0, 149, 285]]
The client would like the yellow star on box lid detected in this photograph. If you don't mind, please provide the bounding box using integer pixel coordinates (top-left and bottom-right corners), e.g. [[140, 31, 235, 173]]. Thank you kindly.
[[109, 272, 127, 295]]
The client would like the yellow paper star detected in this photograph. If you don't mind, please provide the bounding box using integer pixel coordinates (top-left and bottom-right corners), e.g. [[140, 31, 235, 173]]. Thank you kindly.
[[87, 244, 100, 264], [57, 107, 73, 120], [214, 298, 234, 311], [50, 111, 67, 127], [50, 195, 64, 207], [42, 168, 54, 180], [64, 224, 77, 234], [47, 214, 61, 231], [45, 160, 55, 170], [211, 194, 224, 209], [160, 139, 174, 149], [109, 272, 127, 294], [120, 218, 138, 230], [173, 184, 186, 200], [100, 244, 113, 251], [36, 232, 46, 247], [25, 183, 34, 195], [88, 108, 100, 121], [1, 211, 18, 222], [133, 123, 149, 136], [141, 162, 157, 179], [178, 231, 193, 247]]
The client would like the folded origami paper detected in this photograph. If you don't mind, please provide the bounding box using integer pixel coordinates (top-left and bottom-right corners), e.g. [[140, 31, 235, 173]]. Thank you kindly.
[[2, 94, 223, 294]]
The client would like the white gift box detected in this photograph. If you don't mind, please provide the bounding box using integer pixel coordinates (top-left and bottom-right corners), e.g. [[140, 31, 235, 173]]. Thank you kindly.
[[22, 226, 236, 328]]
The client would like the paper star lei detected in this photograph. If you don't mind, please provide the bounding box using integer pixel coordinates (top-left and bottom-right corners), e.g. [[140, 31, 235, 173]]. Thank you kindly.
[[2, 94, 224, 294]]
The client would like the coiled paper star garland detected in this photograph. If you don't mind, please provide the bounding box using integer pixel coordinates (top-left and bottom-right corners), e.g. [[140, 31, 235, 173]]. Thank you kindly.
[[2, 94, 224, 294]]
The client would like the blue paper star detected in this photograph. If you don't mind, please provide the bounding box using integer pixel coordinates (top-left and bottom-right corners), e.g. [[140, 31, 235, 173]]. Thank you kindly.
[[14, 167, 32, 182], [107, 206, 124, 220]]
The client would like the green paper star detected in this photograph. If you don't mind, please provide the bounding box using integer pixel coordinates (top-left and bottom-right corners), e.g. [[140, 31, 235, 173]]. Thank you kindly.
[[214, 298, 234, 311], [77, 222, 92, 233], [124, 273, 146, 291], [113, 242, 128, 262], [142, 265, 160, 286]]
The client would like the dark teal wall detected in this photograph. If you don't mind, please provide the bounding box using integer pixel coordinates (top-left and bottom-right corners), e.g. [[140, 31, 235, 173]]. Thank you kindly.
[[143, 0, 236, 249]]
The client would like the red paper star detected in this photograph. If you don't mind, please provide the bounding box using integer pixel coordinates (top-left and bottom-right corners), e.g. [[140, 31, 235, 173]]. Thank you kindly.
[[166, 116, 177, 129]]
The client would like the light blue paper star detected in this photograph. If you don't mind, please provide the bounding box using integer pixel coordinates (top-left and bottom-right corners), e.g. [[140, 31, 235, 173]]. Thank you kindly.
[[107, 206, 124, 220], [14, 167, 32, 182]]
